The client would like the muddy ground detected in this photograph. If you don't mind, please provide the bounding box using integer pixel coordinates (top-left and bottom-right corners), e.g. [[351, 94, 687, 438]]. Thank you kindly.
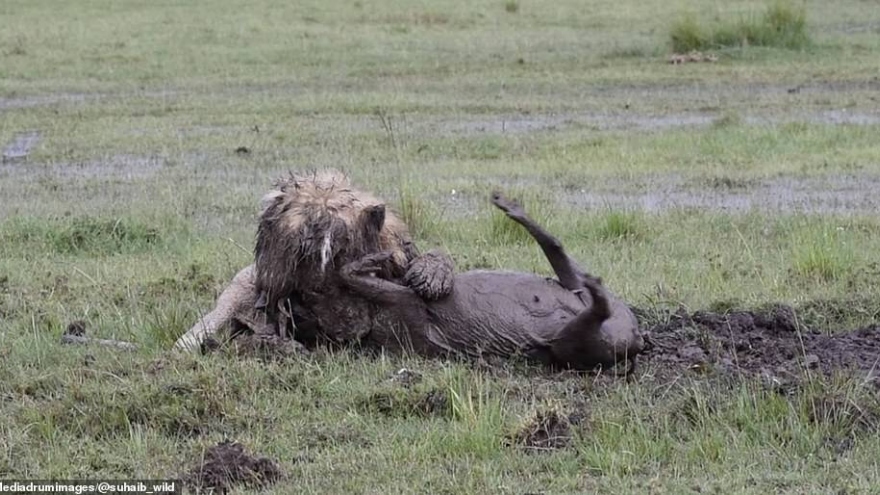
[[182, 440, 282, 494], [206, 303, 880, 388], [638, 304, 880, 387]]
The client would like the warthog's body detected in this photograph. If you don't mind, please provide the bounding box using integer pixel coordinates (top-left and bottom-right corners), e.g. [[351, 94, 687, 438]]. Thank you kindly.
[[340, 194, 645, 370]]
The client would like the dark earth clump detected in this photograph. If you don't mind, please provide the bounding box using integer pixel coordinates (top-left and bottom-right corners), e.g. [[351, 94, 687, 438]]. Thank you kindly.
[[182, 440, 282, 494], [641, 304, 880, 383], [508, 410, 573, 452], [65, 320, 88, 337]]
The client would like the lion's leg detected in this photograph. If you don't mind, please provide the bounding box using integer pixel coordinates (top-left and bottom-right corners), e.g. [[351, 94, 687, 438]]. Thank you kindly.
[[491, 192, 592, 291], [339, 252, 427, 317], [174, 264, 257, 352]]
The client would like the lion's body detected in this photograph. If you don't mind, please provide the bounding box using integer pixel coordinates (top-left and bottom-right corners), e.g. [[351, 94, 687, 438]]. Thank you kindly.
[[175, 170, 453, 352]]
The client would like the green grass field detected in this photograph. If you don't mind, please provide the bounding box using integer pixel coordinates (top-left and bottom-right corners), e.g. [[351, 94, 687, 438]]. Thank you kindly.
[[2, 0, 880, 493]]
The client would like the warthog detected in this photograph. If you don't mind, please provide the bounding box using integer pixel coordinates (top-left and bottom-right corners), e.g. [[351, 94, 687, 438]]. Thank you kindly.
[[338, 192, 645, 370]]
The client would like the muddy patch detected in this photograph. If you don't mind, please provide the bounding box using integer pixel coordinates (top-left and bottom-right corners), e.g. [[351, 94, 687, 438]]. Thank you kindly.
[[0, 92, 97, 110], [182, 440, 282, 494], [641, 305, 880, 385], [0, 154, 167, 182], [2, 131, 41, 163], [507, 410, 574, 452], [565, 174, 880, 214], [425, 173, 880, 217], [201, 326, 311, 362], [433, 108, 880, 136]]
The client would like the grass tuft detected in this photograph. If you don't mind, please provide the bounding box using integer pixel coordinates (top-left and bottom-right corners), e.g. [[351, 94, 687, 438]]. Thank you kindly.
[[791, 233, 853, 282], [0, 216, 184, 256], [395, 181, 441, 241], [670, 1, 810, 52], [595, 210, 647, 241]]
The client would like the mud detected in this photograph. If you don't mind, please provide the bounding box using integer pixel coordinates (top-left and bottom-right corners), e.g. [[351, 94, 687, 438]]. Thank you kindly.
[[565, 174, 880, 214], [640, 305, 880, 385], [200, 324, 311, 362], [437, 108, 880, 135], [419, 173, 880, 219], [2, 131, 41, 162], [507, 410, 573, 452], [182, 440, 282, 495], [0, 154, 166, 182]]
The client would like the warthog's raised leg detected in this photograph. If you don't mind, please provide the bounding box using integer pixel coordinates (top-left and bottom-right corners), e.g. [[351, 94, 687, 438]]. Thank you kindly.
[[491, 191, 641, 368], [490, 192, 596, 292]]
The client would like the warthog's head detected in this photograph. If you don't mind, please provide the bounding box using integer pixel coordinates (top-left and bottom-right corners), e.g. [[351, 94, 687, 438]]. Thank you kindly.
[[254, 169, 416, 319]]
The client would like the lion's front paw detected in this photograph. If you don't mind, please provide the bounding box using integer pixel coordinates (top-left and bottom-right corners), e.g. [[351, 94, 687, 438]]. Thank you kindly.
[[404, 249, 455, 301]]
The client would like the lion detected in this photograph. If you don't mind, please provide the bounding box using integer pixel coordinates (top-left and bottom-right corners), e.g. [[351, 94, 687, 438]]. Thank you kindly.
[[174, 169, 453, 352]]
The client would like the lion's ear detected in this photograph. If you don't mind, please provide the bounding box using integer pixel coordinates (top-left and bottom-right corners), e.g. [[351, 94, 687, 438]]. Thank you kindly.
[[259, 190, 284, 212]]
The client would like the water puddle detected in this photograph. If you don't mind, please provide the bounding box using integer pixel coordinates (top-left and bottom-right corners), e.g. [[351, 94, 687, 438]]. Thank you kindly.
[[2, 131, 42, 162], [563, 174, 880, 214]]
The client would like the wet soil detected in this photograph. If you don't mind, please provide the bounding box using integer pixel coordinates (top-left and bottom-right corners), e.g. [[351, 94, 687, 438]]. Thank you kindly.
[[426, 173, 880, 219], [565, 174, 880, 214], [640, 305, 880, 385], [201, 325, 311, 362], [2, 131, 41, 162], [182, 440, 282, 495]]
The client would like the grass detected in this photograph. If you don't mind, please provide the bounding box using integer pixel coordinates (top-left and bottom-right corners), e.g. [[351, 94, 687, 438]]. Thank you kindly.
[[670, 1, 812, 53], [2, 0, 880, 492]]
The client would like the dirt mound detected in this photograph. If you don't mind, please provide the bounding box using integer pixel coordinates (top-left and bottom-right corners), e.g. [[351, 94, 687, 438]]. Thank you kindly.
[[507, 410, 573, 452], [182, 440, 282, 494], [642, 305, 880, 382]]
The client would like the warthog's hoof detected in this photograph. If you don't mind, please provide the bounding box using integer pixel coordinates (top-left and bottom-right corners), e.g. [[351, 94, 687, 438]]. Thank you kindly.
[[490, 191, 527, 220]]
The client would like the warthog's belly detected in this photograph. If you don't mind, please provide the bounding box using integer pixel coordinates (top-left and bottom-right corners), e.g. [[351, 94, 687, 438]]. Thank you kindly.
[[423, 271, 589, 358]]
